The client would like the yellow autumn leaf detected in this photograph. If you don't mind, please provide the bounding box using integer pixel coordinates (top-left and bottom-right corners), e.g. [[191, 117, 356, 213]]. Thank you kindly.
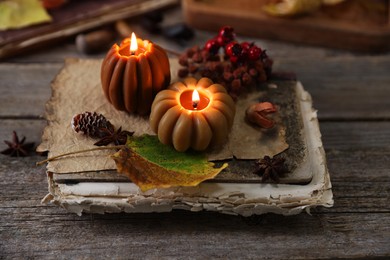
[[322, 0, 345, 5], [263, 0, 322, 17], [263, 0, 347, 17], [0, 0, 52, 30], [112, 135, 228, 191]]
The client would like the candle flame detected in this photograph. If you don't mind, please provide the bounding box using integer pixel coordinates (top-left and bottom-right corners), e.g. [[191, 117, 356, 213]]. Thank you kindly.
[[192, 89, 200, 109], [130, 32, 138, 54]]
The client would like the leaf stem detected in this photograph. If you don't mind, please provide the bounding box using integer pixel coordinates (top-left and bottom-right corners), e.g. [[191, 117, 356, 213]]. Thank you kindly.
[[36, 145, 125, 166]]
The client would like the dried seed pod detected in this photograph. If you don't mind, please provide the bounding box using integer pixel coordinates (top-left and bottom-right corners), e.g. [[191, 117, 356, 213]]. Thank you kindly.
[[245, 102, 277, 129], [1, 131, 35, 157], [254, 155, 287, 183]]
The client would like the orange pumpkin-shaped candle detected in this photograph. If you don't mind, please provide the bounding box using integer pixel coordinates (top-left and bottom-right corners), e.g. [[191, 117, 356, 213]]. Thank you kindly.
[[150, 77, 236, 152], [101, 33, 170, 115]]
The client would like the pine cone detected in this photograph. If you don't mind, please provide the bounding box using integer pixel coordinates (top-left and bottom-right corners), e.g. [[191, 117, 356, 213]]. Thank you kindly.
[[71, 112, 114, 138]]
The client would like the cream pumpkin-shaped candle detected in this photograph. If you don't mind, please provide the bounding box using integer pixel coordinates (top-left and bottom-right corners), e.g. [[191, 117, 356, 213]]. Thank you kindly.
[[101, 33, 170, 115], [150, 77, 235, 152]]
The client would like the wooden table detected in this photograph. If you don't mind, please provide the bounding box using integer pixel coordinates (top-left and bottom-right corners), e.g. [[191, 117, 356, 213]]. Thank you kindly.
[[1, 8, 389, 259]]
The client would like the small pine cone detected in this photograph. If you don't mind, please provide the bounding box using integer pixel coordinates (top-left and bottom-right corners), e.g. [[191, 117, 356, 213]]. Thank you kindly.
[[178, 68, 189, 78], [71, 112, 113, 138]]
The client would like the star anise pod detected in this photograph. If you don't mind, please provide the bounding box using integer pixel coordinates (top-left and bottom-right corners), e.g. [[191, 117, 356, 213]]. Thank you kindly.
[[254, 155, 287, 183], [94, 127, 134, 146], [1, 131, 35, 157]]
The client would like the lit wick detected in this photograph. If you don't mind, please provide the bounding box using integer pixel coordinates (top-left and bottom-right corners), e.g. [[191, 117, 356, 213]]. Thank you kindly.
[[192, 89, 200, 110], [130, 32, 138, 55]]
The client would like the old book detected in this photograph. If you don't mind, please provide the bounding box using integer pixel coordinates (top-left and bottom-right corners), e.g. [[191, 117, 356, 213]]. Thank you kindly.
[[38, 58, 333, 216]]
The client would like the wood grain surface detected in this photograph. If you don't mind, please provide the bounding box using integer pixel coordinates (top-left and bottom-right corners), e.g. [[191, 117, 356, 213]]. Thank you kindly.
[[0, 7, 389, 259], [183, 0, 390, 52]]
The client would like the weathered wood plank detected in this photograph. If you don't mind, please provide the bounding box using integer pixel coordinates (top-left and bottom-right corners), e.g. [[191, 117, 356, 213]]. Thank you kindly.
[[326, 149, 390, 182], [0, 207, 389, 259], [0, 155, 389, 259], [321, 121, 390, 150], [0, 63, 62, 117], [0, 119, 47, 148], [2, 42, 106, 63], [0, 165, 389, 260], [275, 56, 390, 120]]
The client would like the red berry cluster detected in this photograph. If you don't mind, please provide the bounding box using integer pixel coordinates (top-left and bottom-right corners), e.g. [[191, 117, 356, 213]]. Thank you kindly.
[[204, 26, 235, 55], [178, 26, 273, 99], [204, 26, 263, 64]]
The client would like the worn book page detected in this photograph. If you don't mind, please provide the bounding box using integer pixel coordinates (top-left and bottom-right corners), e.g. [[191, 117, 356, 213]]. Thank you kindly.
[[208, 91, 288, 161]]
